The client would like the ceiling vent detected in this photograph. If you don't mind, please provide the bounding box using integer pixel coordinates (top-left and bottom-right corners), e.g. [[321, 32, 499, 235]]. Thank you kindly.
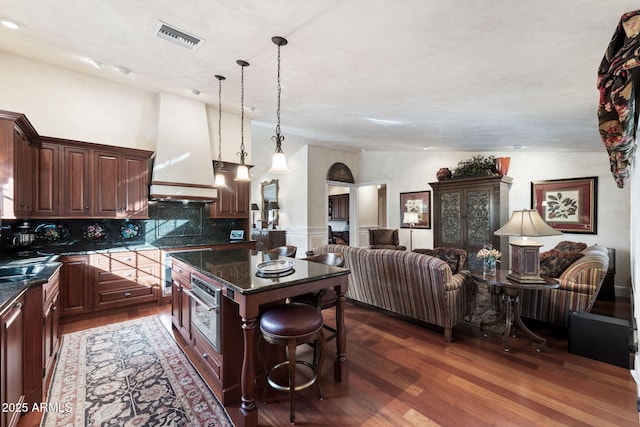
[[154, 21, 203, 50]]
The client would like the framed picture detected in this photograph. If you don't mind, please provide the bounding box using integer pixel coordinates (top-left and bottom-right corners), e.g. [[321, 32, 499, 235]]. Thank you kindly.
[[400, 191, 431, 229], [531, 176, 598, 234]]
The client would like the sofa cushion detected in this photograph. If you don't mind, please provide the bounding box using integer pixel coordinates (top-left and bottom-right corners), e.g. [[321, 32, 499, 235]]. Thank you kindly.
[[554, 241, 587, 253], [540, 249, 584, 278]]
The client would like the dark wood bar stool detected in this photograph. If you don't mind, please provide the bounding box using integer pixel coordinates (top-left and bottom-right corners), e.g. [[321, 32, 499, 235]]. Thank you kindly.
[[259, 302, 326, 425]]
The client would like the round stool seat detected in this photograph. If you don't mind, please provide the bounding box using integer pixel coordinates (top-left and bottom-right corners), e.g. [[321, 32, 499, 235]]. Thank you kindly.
[[260, 303, 323, 341]]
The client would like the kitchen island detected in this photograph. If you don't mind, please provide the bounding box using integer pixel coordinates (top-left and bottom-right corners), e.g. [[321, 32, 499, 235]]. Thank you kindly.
[[169, 248, 350, 427]]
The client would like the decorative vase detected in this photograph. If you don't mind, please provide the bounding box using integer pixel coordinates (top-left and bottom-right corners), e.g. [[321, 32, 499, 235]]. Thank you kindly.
[[436, 167, 452, 181], [493, 157, 511, 176], [483, 259, 497, 276]]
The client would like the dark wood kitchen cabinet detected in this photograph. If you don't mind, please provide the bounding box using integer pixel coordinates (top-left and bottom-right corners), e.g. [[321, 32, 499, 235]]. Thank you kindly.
[[251, 229, 286, 251], [0, 113, 37, 219], [209, 163, 251, 219], [429, 175, 512, 270], [1, 293, 24, 427], [94, 150, 149, 218], [59, 255, 92, 319], [61, 145, 92, 217], [23, 266, 61, 407], [329, 193, 349, 221], [91, 250, 160, 311], [171, 259, 192, 343], [32, 140, 60, 217]]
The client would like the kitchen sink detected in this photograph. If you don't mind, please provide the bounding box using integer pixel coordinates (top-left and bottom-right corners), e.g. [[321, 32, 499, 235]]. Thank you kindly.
[[0, 273, 37, 283], [0, 264, 46, 283]]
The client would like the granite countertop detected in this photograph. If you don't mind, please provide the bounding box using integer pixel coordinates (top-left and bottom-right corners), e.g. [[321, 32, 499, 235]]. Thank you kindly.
[[0, 241, 256, 314], [170, 248, 350, 295], [0, 260, 62, 313]]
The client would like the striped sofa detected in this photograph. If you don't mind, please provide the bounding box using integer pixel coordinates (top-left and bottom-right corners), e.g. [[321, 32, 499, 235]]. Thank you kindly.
[[518, 244, 610, 326], [311, 244, 475, 342]]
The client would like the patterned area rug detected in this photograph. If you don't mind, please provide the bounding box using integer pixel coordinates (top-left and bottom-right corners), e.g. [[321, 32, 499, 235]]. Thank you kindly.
[[42, 316, 233, 427]]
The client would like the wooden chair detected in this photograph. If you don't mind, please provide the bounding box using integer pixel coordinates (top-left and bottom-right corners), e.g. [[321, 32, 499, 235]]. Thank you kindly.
[[292, 253, 345, 345], [266, 245, 297, 258]]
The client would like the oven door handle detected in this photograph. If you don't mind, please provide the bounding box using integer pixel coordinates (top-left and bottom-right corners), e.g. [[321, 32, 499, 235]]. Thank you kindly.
[[183, 289, 219, 311]]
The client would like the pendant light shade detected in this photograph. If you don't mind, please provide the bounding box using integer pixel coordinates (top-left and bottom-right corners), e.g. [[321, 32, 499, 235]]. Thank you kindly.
[[214, 74, 227, 188], [269, 36, 290, 174], [235, 59, 251, 181]]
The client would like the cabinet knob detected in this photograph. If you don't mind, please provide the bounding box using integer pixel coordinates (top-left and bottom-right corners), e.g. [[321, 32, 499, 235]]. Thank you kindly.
[[124, 292, 132, 297], [13, 301, 22, 309], [51, 305, 57, 311], [85, 205, 90, 210], [124, 257, 133, 261], [202, 353, 209, 360]]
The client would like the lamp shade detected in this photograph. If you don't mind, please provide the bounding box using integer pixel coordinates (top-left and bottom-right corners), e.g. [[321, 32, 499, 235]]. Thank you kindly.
[[269, 152, 289, 173], [403, 212, 419, 225], [494, 209, 562, 238], [267, 201, 280, 210], [251, 203, 260, 211], [234, 164, 250, 181]]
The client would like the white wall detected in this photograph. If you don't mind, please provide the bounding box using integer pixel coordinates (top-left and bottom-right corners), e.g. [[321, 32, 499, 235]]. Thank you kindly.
[[0, 52, 250, 162], [358, 149, 631, 296]]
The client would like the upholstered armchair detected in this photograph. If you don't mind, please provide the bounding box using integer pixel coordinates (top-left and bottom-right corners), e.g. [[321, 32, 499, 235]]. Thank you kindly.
[[367, 229, 406, 250]]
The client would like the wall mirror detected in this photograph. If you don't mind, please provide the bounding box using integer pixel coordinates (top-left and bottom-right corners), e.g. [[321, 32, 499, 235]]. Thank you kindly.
[[261, 179, 279, 225]]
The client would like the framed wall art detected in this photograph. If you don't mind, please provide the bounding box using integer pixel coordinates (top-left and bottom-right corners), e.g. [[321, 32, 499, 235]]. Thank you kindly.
[[531, 176, 598, 234], [400, 191, 431, 229]]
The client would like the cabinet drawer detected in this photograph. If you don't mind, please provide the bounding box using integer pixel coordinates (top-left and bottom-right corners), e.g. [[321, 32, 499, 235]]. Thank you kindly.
[[95, 286, 156, 308], [97, 269, 137, 283], [172, 262, 191, 283], [137, 250, 160, 266], [42, 274, 60, 305], [111, 252, 137, 270], [90, 253, 110, 268], [192, 327, 222, 381]]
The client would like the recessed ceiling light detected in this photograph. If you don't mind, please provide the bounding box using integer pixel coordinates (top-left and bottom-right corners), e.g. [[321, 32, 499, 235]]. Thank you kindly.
[[364, 118, 402, 126], [190, 89, 200, 95], [423, 146, 430, 150], [0, 18, 22, 30], [244, 105, 255, 112], [116, 66, 131, 75], [87, 59, 103, 69], [513, 145, 523, 149]]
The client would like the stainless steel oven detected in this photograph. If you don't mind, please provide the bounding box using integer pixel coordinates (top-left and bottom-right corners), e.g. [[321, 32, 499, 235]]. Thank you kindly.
[[186, 275, 222, 353]]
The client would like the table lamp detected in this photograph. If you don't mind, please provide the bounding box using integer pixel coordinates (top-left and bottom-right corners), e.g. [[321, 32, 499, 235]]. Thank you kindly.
[[494, 209, 562, 283], [267, 201, 280, 230], [251, 203, 260, 228], [403, 211, 419, 251]]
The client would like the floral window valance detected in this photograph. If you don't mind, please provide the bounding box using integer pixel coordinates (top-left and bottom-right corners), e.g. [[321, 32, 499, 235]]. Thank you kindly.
[[597, 10, 640, 188]]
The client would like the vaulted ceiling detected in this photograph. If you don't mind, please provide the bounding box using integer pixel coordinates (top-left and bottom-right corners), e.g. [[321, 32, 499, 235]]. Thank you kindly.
[[1, 1, 638, 152]]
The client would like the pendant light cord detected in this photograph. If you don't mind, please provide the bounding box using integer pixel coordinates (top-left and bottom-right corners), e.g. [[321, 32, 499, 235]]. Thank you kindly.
[[215, 74, 225, 170], [238, 61, 248, 164], [272, 38, 286, 152]]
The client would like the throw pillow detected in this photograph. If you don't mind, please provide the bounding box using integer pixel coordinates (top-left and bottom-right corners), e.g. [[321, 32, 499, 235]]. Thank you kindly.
[[554, 241, 587, 253], [436, 253, 461, 274], [539, 249, 584, 278]]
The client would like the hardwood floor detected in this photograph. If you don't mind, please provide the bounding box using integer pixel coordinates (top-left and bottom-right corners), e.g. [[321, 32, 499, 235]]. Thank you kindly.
[[20, 299, 638, 427]]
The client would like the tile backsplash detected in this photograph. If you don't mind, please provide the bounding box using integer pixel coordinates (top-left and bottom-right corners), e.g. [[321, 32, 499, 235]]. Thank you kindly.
[[0, 201, 243, 255]]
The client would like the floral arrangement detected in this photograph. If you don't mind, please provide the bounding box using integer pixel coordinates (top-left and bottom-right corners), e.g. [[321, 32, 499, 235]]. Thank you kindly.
[[477, 245, 501, 264]]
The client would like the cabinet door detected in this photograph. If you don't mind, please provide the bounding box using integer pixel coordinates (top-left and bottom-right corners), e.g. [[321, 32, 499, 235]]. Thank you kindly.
[[62, 146, 92, 217], [1, 296, 24, 427], [436, 189, 463, 247], [93, 151, 120, 217], [234, 179, 250, 217], [210, 169, 250, 218], [60, 256, 91, 318], [43, 290, 60, 379], [14, 126, 33, 217], [32, 141, 60, 217], [122, 155, 148, 218]]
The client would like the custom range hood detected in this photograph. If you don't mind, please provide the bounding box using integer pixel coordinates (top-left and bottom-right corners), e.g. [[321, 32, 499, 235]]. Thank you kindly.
[[150, 93, 218, 201]]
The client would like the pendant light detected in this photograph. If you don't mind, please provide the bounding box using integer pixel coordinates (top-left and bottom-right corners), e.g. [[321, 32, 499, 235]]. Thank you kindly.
[[269, 36, 289, 173], [213, 74, 227, 188], [234, 59, 251, 181]]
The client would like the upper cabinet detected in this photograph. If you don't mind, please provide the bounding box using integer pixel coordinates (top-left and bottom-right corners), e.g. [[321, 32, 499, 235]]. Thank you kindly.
[[209, 162, 250, 219], [0, 111, 152, 219], [329, 194, 349, 221]]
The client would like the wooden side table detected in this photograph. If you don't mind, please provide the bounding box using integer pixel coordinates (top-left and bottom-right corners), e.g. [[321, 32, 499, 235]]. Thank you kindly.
[[472, 270, 559, 352]]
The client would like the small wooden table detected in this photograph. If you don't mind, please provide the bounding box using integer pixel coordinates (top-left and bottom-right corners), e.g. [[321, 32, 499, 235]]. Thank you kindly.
[[472, 270, 559, 352]]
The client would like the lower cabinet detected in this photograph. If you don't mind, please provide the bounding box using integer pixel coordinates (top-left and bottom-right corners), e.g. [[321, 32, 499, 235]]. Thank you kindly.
[[171, 259, 192, 343], [1, 294, 24, 427], [251, 229, 286, 251], [60, 250, 161, 322], [23, 267, 61, 409]]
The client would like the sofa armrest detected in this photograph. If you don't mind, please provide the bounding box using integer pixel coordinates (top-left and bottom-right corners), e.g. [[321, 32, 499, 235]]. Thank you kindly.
[[446, 270, 471, 291]]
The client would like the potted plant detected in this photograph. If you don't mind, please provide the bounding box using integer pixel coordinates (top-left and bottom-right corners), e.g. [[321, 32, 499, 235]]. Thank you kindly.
[[452, 155, 497, 178]]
